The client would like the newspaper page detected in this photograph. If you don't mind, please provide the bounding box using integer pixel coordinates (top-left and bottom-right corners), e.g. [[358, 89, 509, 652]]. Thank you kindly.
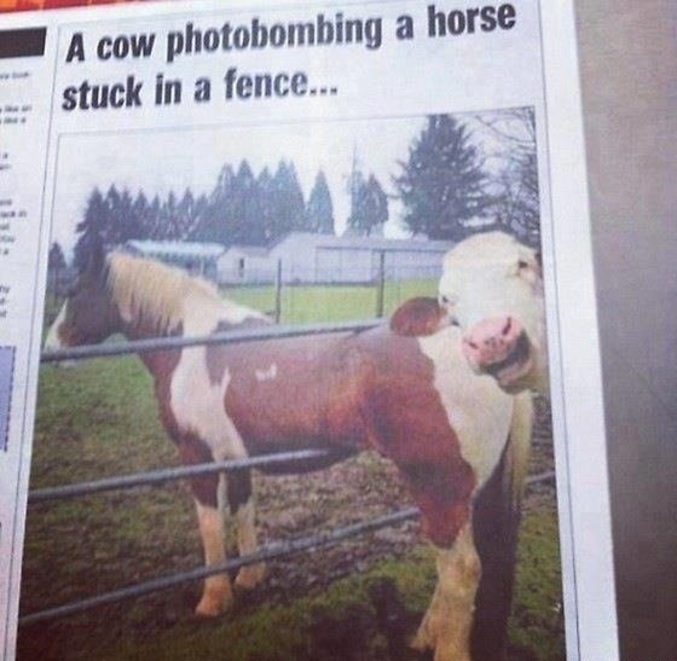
[[0, 1, 617, 659]]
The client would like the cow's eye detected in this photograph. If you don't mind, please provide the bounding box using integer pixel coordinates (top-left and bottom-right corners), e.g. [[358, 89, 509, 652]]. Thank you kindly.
[[439, 293, 458, 306], [517, 259, 529, 270]]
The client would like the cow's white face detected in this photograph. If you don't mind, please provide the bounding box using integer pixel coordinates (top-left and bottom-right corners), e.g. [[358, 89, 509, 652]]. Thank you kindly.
[[438, 232, 548, 394]]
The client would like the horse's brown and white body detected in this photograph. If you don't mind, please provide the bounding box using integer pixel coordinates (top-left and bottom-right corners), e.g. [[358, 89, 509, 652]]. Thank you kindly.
[[46, 240, 540, 661]]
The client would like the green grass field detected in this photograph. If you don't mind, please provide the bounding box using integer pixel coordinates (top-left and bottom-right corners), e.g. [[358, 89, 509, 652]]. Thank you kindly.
[[220, 279, 438, 324], [21, 282, 565, 661]]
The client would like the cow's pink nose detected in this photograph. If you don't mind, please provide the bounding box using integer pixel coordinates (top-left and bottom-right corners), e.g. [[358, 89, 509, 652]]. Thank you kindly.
[[462, 316, 523, 366]]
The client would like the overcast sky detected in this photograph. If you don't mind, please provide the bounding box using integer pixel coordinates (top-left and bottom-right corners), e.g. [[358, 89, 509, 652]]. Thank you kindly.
[[50, 111, 520, 254]]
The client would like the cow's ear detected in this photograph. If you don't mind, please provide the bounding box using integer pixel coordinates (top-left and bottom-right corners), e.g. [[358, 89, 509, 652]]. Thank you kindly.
[[534, 250, 542, 269], [390, 297, 446, 337]]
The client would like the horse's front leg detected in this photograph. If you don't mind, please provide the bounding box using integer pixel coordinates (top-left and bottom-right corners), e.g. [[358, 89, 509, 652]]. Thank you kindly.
[[194, 492, 232, 617], [226, 470, 267, 590], [412, 521, 481, 661], [179, 439, 233, 617]]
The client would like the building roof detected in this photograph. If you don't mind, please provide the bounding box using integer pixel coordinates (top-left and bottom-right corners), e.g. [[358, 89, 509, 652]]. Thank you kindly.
[[269, 232, 454, 253], [225, 245, 272, 258], [125, 240, 226, 260], [126, 234, 454, 263]]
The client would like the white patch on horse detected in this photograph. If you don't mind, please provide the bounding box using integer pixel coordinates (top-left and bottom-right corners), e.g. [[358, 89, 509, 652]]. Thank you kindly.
[[418, 326, 513, 490], [255, 363, 278, 382], [171, 350, 247, 460], [170, 296, 254, 460]]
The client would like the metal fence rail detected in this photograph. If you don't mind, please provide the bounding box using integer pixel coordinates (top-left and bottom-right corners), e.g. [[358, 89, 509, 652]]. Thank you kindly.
[[21, 466, 555, 627], [19, 507, 421, 627], [28, 448, 355, 504], [28, 319, 556, 628], [41, 318, 382, 363]]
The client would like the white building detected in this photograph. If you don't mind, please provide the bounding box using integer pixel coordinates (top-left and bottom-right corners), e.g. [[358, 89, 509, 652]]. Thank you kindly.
[[217, 232, 454, 284], [216, 245, 273, 284]]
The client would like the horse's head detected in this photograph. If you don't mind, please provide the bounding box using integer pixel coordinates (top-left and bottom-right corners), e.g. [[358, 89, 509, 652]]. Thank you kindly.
[[45, 243, 122, 350], [438, 232, 548, 394]]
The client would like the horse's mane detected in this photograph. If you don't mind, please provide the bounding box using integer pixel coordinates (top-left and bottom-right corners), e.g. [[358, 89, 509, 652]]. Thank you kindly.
[[106, 252, 261, 335]]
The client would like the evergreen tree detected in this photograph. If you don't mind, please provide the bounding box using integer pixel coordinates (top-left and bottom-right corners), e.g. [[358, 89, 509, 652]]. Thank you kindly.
[[268, 161, 305, 241], [48, 241, 67, 269], [119, 187, 144, 242], [144, 194, 163, 239], [347, 173, 389, 236], [306, 170, 335, 234], [73, 188, 108, 271], [257, 167, 276, 243], [232, 160, 265, 245], [132, 191, 150, 238], [104, 185, 124, 243], [190, 193, 209, 240], [192, 164, 237, 244], [155, 198, 170, 241], [163, 191, 182, 240], [394, 115, 490, 240]]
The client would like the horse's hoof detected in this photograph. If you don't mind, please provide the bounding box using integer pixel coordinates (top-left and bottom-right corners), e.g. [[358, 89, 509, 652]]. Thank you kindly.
[[411, 635, 432, 653], [194, 590, 233, 617], [235, 563, 267, 591], [194, 601, 222, 618], [412, 627, 472, 661], [410, 621, 434, 652]]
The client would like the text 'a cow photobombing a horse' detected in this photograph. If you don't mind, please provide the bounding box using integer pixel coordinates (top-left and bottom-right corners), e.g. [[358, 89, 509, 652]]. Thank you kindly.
[[44, 231, 548, 661]]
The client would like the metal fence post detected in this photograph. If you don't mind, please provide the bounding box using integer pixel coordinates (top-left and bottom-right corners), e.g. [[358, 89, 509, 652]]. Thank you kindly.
[[376, 251, 386, 318], [275, 259, 283, 323]]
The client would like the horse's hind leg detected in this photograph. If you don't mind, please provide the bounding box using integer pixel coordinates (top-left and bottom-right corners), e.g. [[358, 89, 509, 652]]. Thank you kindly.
[[412, 521, 481, 661], [227, 470, 266, 590]]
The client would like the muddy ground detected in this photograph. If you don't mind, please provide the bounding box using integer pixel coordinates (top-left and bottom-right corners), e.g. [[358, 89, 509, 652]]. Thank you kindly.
[[18, 398, 558, 660]]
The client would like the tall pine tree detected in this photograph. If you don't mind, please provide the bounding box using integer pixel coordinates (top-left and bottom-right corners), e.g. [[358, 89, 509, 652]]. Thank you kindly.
[[232, 160, 266, 245], [48, 241, 67, 269], [257, 167, 276, 243], [306, 170, 335, 234], [73, 188, 108, 271], [347, 173, 388, 236], [394, 115, 490, 240], [268, 161, 305, 241], [191, 164, 237, 244]]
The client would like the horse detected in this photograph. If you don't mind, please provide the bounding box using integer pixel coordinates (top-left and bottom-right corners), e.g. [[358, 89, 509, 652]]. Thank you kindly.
[[438, 231, 548, 395], [45, 244, 536, 661]]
